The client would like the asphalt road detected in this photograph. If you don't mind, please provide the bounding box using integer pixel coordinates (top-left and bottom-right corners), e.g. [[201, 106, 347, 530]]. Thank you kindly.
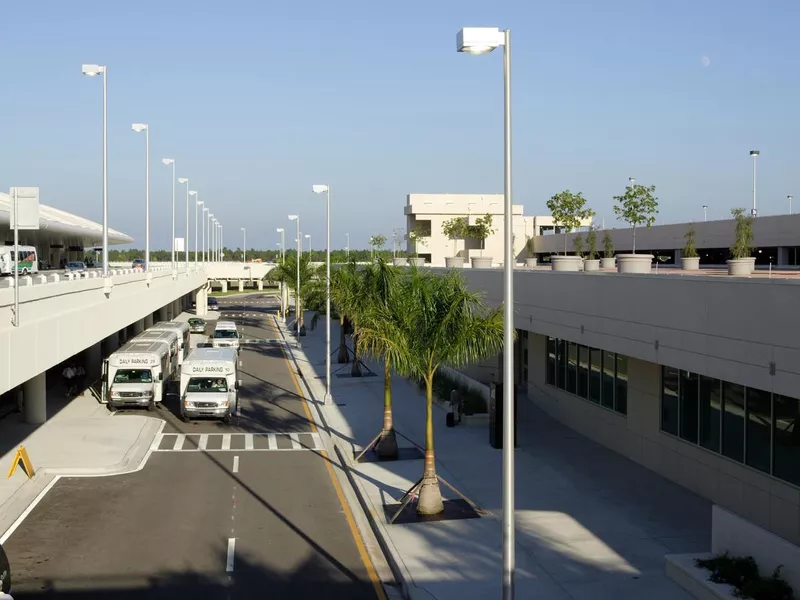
[[3, 293, 386, 599]]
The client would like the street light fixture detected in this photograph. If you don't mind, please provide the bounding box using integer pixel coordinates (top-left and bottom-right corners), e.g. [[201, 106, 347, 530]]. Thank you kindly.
[[131, 123, 150, 272], [304, 233, 311, 253], [457, 25, 515, 600], [750, 150, 760, 217], [162, 158, 176, 267], [82, 63, 109, 276], [312, 184, 332, 404], [178, 178, 189, 269], [288, 215, 301, 339], [703, 205, 708, 222], [788, 195, 793, 215]]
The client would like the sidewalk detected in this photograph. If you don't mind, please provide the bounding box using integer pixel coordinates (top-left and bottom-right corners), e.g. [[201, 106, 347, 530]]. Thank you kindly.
[[280, 314, 710, 600]]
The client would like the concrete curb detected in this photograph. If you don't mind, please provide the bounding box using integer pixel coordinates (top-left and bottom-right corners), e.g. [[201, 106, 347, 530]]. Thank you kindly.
[[0, 417, 163, 542], [274, 317, 432, 600]]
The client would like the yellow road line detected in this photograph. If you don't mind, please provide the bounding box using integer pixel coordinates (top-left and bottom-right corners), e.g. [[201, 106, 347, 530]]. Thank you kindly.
[[278, 321, 387, 600]]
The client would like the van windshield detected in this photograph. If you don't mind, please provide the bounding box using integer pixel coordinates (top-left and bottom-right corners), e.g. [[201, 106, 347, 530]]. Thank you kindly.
[[187, 377, 228, 393], [113, 369, 153, 384], [214, 330, 238, 339]]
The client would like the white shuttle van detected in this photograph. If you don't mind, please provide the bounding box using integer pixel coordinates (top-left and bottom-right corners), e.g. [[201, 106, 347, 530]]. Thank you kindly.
[[211, 320, 241, 352], [179, 347, 240, 423], [133, 329, 181, 380], [104, 340, 171, 410], [148, 321, 191, 365]]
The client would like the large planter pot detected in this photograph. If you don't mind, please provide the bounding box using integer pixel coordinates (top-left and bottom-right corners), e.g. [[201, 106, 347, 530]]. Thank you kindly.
[[616, 254, 653, 274], [583, 259, 600, 272], [445, 256, 465, 268], [746, 257, 756, 273], [524, 257, 538, 267], [601, 257, 616, 269], [408, 257, 426, 267], [470, 256, 493, 269], [392, 257, 408, 267], [550, 256, 582, 272], [727, 258, 752, 276], [681, 257, 700, 271]]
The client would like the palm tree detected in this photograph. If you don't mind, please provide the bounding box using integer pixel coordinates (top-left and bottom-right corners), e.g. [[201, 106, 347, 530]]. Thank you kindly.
[[329, 258, 365, 375], [354, 258, 399, 459], [267, 253, 321, 332], [358, 267, 504, 514]]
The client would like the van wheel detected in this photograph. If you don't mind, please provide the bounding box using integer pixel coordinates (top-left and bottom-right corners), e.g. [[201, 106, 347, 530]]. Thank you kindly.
[[182, 414, 191, 423], [223, 413, 232, 425], [147, 401, 156, 412], [107, 404, 117, 413]]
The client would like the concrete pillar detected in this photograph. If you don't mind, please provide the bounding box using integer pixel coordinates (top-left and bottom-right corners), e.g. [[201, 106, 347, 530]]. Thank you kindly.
[[174, 299, 182, 317], [23, 372, 47, 424], [157, 306, 168, 322], [102, 332, 119, 356], [196, 286, 208, 317], [238, 280, 244, 292], [86, 342, 102, 380], [133, 319, 145, 335], [221, 280, 228, 293], [257, 280, 263, 291], [144, 313, 154, 329], [777, 246, 790, 266]]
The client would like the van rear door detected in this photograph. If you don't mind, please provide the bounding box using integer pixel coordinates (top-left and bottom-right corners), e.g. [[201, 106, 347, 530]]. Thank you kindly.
[[101, 359, 109, 404]]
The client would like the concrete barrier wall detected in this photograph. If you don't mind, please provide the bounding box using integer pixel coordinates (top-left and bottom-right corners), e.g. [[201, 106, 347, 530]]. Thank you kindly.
[[0, 269, 206, 396], [430, 267, 800, 399]]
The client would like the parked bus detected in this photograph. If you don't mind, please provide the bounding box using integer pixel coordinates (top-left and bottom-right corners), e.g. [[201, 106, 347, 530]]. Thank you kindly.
[[103, 340, 171, 411], [0, 246, 38, 276]]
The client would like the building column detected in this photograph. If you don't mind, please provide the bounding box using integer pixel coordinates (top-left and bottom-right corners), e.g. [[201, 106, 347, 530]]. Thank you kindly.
[[102, 332, 119, 356], [133, 319, 145, 335], [673, 249, 682, 265], [282, 283, 289, 317], [86, 342, 102, 380], [257, 280, 263, 291], [144, 313, 154, 329], [221, 281, 228, 293], [23, 372, 47, 424], [777, 246, 790, 266], [238, 280, 244, 292], [196, 286, 208, 317], [174, 299, 182, 317], [157, 306, 168, 322]]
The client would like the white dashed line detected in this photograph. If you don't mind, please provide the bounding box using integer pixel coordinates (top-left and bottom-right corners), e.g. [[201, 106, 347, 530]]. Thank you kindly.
[[289, 433, 302, 450], [267, 433, 277, 450], [221, 434, 231, 450], [245, 435, 254, 450], [198, 434, 208, 450], [226, 537, 236, 572], [232, 455, 239, 473], [172, 434, 185, 450]]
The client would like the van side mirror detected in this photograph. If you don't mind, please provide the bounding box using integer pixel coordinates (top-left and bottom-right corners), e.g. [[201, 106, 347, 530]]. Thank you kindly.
[[158, 372, 163, 382]]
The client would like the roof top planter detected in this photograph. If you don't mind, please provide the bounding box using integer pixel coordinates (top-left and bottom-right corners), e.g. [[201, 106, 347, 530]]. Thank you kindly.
[[466, 214, 495, 268], [584, 228, 600, 271], [547, 189, 595, 256], [524, 237, 537, 267], [612, 181, 658, 274], [682, 225, 700, 271], [728, 208, 755, 275], [442, 217, 467, 268], [601, 231, 615, 268]]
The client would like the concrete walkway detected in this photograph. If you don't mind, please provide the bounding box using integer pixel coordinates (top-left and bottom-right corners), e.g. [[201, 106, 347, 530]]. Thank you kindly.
[[280, 314, 710, 600]]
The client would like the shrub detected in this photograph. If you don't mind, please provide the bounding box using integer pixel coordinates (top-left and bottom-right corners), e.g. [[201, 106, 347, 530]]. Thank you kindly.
[[695, 553, 795, 600], [684, 226, 699, 258]]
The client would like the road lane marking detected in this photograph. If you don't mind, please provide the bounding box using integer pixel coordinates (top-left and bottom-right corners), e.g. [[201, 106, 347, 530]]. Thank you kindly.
[[226, 537, 236, 572], [221, 434, 231, 450], [289, 432, 301, 450], [267, 433, 277, 450], [198, 434, 208, 450], [311, 432, 323, 450], [150, 433, 318, 452], [172, 434, 185, 450], [232, 456, 239, 473], [244, 435, 254, 450]]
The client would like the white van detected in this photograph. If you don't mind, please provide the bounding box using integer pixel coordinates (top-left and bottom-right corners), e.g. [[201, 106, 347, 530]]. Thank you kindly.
[[179, 347, 240, 423], [148, 321, 191, 364], [104, 340, 171, 410], [211, 320, 241, 352], [134, 329, 181, 379]]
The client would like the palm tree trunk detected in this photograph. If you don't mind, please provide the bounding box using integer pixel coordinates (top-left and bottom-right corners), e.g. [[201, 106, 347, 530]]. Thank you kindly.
[[337, 314, 349, 364], [376, 358, 398, 459], [350, 331, 362, 377], [417, 373, 444, 515]]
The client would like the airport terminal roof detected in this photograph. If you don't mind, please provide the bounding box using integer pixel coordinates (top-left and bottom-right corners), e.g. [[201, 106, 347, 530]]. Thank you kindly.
[[0, 192, 133, 247]]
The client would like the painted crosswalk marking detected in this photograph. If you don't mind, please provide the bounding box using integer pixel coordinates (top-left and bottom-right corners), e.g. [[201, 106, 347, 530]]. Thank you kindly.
[[152, 432, 323, 452]]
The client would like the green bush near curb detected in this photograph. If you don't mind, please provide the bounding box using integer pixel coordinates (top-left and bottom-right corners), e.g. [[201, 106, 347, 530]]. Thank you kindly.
[[695, 552, 794, 600]]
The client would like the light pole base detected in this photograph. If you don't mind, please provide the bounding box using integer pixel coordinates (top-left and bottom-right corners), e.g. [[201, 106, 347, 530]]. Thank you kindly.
[[323, 393, 333, 405]]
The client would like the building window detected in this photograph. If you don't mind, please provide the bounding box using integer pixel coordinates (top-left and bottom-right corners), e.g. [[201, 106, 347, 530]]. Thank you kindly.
[[577, 345, 589, 399], [722, 382, 745, 463], [746, 387, 772, 474], [661, 366, 679, 436], [546, 337, 556, 386], [589, 348, 602, 404], [566, 342, 578, 395], [615, 355, 628, 415], [544, 337, 627, 416], [699, 375, 721, 453], [773, 394, 800, 486], [556, 339, 566, 390], [602, 351, 615, 410], [679, 371, 699, 444]]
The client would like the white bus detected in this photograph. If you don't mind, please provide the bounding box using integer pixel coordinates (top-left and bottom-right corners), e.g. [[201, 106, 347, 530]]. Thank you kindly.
[[0, 246, 38, 276]]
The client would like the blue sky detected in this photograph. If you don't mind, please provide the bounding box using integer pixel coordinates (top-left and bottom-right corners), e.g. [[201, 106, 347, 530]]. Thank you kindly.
[[1, 0, 798, 251]]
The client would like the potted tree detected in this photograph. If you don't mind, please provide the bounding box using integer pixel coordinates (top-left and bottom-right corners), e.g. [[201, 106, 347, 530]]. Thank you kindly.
[[584, 228, 600, 271], [681, 226, 700, 270], [546, 190, 595, 272], [601, 231, 615, 268], [728, 208, 755, 275], [442, 217, 467, 268], [612, 182, 658, 273], [369, 234, 386, 262], [407, 228, 427, 267], [467, 214, 494, 268], [524, 236, 537, 267], [573, 234, 584, 271]]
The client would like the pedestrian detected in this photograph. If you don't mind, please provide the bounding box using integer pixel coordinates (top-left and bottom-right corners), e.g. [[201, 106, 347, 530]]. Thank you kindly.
[[62, 365, 75, 397]]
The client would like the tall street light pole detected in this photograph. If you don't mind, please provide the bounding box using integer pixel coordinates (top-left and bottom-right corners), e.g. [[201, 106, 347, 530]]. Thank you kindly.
[[277, 227, 286, 316], [163, 158, 176, 267], [703, 204, 708, 222], [81, 63, 108, 277], [192, 194, 201, 267], [241, 227, 246, 263], [305, 234, 311, 254], [179, 178, 190, 269], [750, 150, 760, 217], [131, 123, 150, 272], [457, 26, 515, 600], [345, 233, 350, 258], [313, 184, 332, 404], [288, 215, 301, 339], [202, 208, 209, 263], [789, 195, 793, 215], [208, 213, 214, 263]]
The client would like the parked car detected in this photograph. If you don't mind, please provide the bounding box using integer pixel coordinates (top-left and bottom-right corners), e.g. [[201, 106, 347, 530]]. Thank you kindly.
[[188, 317, 206, 334], [65, 261, 87, 273], [132, 258, 145, 270]]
